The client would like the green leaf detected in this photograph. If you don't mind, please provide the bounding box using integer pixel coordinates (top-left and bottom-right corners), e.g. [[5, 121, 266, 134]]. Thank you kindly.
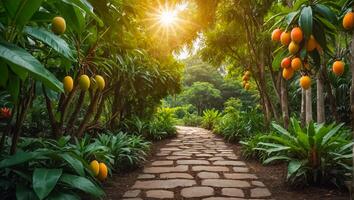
[[24, 26, 74, 60], [61, 0, 103, 26], [287, 160, 302, 179], [3, 0, 44, 26], [59, 174, 104, 198], [314, 4, 337, 23], [322, 123, 344, 145], [299, 6, 313, 38], [272, 47, 288, 71], [58, 153, 85, 176], [263, 156, 292, 164], [46, 192, 80, 200], [0, 41, 63, 92], [33, 168, 62, 200], [0, 151, 43, 169], [16, 183, 39, 200]]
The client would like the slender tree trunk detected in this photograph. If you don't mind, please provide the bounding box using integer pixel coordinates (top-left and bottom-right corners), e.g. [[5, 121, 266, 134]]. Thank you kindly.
[[322, 65, 340, 122], [280, 78, 290, 128], [76, 92, 100, 137], [316, 72, 325, 124], [350, 19, 354, 198], [305, 86, 313, 124], [301, 88, 306, 127]]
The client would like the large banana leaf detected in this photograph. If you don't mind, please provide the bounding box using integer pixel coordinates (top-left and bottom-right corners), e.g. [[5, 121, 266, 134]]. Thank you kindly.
[[24, 26, 74, 60], [0, 41, 63, 92]]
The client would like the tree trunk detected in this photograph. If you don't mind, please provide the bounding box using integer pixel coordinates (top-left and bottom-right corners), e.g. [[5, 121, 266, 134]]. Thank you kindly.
[[305, 86, 313, 125], [322, 65, 340, 122], [316, 72, 325, 124], [301, 88, 306, 127], [280, 78, 290, 128], [350, 20, 354, 199]]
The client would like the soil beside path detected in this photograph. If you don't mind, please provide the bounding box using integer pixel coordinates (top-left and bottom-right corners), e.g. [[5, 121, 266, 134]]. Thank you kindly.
[[113, 126, 273, 200]]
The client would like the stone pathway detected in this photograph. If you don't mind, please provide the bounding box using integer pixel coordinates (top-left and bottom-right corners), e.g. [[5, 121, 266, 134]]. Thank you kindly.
[[122, 126, 273, 200]]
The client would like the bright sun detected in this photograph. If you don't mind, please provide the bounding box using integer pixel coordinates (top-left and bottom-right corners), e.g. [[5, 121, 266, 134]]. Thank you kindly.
[[159, 10, 177, 26]]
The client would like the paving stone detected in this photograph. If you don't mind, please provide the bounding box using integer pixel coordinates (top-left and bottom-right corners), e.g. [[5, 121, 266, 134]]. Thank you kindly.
[[203, 198, 245, 200], [192, 166, 229, 172], [201, 179, 251, 188], [151, 160, 173, 166], [252, 181, 266, 187], [233, 167, 250, 173], [224, 173, 258, 179], [221, 188, 245, 197], [123, 190, 141, 198], [181, 186, 214, 198], [160, 173, 193, 179], [161, 147, 181, 151], [209, 157, 225, 161], [250, 188, 271, 197], [197, 172, 220, 179], [145, 190, 174, 199], [196, 153, 214, 157], [122, 198, 143, 200], [137, 174, 155, 179], [165, 156, 191, 160], [213, 160, 246, 166], [177, 160, 210, 165], [132, 179, 196, 189], [143, 165, 188, 173]]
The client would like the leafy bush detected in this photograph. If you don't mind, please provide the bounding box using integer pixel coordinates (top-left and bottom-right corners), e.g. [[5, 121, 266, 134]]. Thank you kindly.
[[201, 109, 221, 130], [182, 113, 203, 127], [214, 98, 265, 141], [257, 118, 352, 187], [173, 104, 196, 119], [240, 132, 269, 161], [0, 132, 151, 199], [147, 108, 177, 140], [0, 138, 104, 200]]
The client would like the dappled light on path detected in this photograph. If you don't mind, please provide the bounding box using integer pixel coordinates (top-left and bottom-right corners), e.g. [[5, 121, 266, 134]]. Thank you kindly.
[[122, 126, 272, 199]]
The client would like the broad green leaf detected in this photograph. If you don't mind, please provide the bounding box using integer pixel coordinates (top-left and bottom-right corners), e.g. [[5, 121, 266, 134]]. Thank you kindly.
[[9, 63, 28, 80], [287, 160, 302, 179], [3, 0, 44, 26], [0, 41, 63, 92], [61, 0, 103, 26], [24, 26, 74, 60], [58, 153, 85, 176], [16, 183, 39, 200], [33, 168, 62, 200], [299, 6, 313, 38], [314, 4, 337, 23], [59, 174, 104, 197], [46, 192, 80, 200], [0, 151, 43, 168], [285, 11, 299, 27], [263, 156, 292, 164], [322, 123, 344, 145]]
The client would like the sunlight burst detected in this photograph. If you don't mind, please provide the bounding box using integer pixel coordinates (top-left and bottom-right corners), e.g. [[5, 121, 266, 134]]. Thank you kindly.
[[159, 10, 177, 26]]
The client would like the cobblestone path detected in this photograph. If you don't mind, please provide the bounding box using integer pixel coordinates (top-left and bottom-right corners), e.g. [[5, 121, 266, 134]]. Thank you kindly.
[[122, 126, 273, 200]]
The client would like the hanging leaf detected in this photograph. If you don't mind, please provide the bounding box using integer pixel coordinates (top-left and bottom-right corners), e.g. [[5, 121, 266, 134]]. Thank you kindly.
[[59, 174, 104, 198], [24, 26, 74, 60], [3, 0, 44, 26], [33, 168, 62, 200], [58, 153, 85, 176], [0, 41, 63, 92], [314, 4, 337, 24], [299, 6, 313, 38], [61, 0, 103, 26]]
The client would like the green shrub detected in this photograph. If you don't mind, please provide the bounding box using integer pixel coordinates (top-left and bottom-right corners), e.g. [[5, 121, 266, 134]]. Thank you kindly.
[[240, 132, 269, 161], [213, 100, 265, 141], [147, 108, 177, 140], [0, 137, 104, 200], [257, 118, 352, 187], [0, 132, 151, 199], [173, 104, 196, 119], [201, 109, 221, 130], [182, 113, 202, 126]]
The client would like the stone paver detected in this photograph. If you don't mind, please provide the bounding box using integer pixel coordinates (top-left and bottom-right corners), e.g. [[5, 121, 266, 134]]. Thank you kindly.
[[122, 126, 272, 199], [145, 190, 174, 199], [181, 186, 214, 198]]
